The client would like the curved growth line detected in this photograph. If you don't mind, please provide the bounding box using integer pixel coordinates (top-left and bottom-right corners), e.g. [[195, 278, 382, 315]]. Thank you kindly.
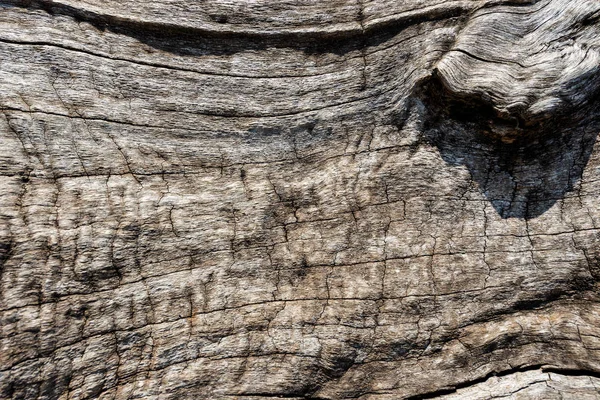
[[2, 0, 538, 48]]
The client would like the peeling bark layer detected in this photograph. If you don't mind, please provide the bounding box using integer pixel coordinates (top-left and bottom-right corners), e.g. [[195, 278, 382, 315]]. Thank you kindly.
[[1, 0, 600, 399]]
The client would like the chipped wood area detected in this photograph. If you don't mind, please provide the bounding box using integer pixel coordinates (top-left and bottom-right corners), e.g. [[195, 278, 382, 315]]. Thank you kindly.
[[1, 0, 600, 398]]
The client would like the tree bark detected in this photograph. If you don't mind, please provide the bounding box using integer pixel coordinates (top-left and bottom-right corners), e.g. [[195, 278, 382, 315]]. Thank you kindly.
[[2, 0, 600, 398]]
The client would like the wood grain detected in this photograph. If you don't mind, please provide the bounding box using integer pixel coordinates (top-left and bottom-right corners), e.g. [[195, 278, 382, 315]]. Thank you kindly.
[[1, 0, 600, 398]]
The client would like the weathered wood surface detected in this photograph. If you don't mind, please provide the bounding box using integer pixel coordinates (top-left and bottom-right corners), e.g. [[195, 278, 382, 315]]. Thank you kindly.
[[1, 0, 600, 398]]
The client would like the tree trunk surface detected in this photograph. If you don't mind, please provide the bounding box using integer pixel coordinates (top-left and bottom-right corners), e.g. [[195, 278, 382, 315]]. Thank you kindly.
[[2, 0, 600, 398]]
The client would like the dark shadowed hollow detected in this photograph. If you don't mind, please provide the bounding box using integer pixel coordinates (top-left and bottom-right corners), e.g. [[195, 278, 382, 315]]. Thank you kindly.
[[419, 73, 600, 219]]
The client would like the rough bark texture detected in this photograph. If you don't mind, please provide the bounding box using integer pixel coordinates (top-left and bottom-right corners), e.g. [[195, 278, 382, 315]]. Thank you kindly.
[[1, 0, 600, 399]]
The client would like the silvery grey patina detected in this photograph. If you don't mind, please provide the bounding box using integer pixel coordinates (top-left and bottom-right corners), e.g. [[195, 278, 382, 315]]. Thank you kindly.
[[1, 0, 600, 398]]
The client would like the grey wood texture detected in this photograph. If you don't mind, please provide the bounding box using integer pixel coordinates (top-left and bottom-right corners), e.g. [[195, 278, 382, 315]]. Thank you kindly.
[[1, 0, 600, 398]]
